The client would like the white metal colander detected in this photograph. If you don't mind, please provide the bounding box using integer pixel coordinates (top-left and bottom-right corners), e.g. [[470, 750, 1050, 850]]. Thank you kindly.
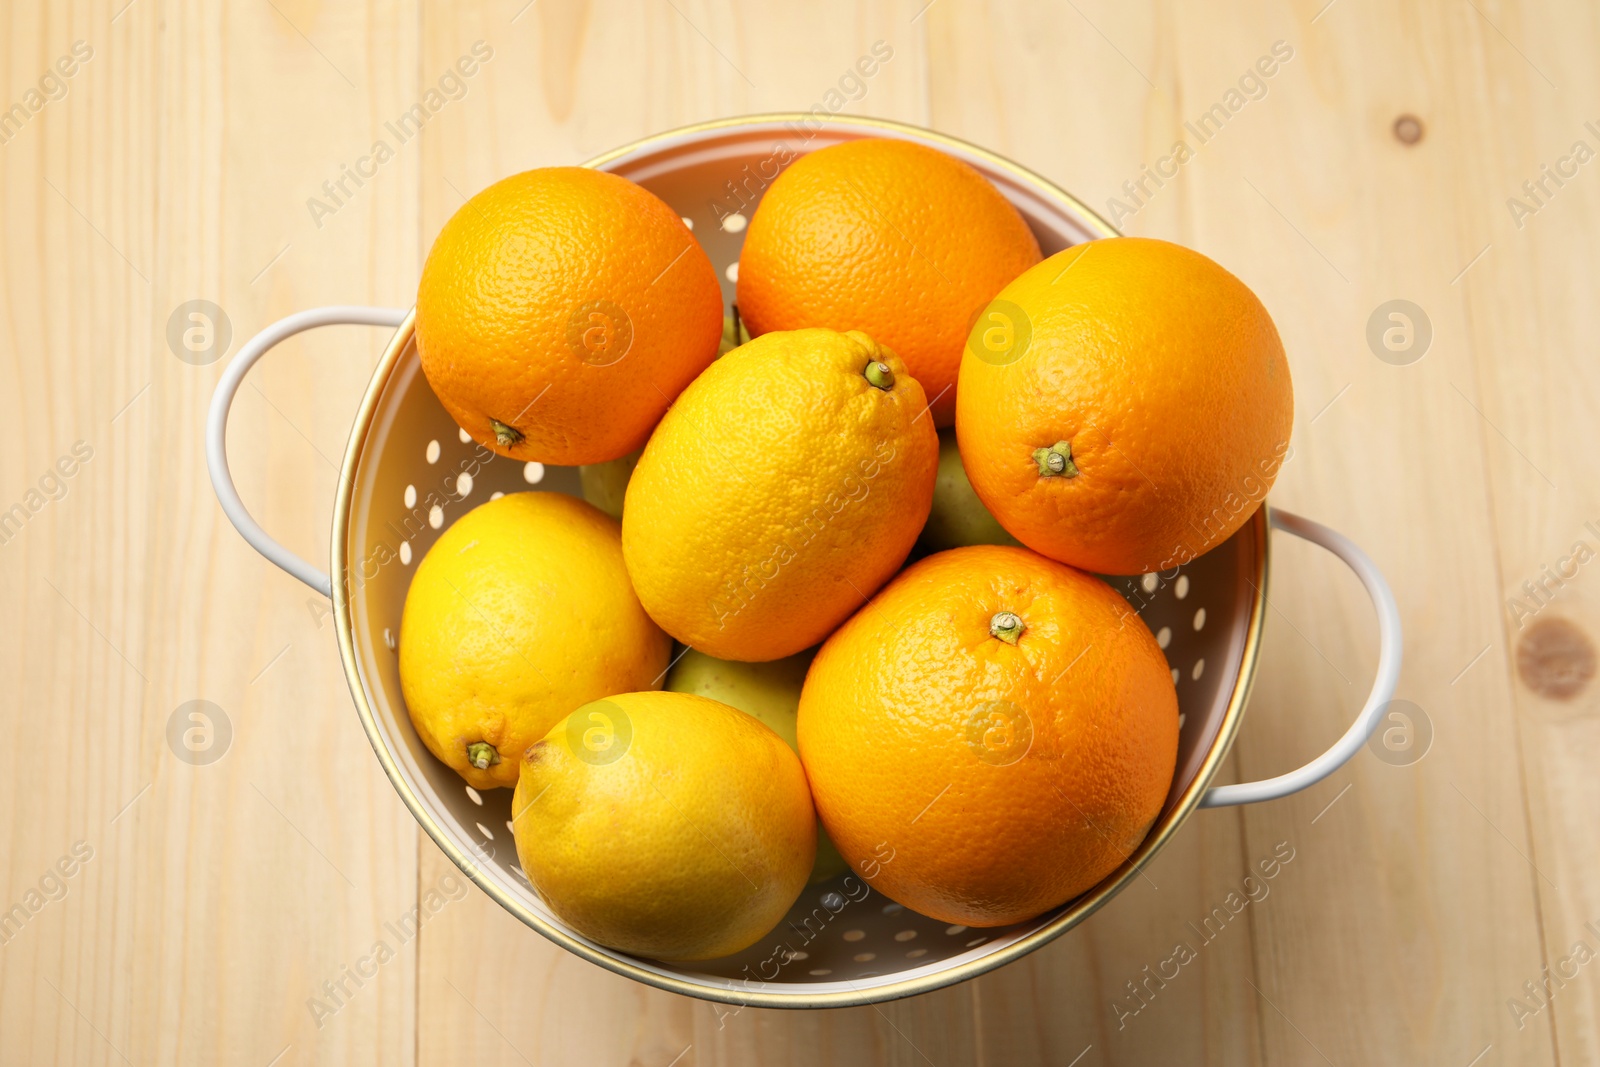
[[206, 115, 1401, 1008]]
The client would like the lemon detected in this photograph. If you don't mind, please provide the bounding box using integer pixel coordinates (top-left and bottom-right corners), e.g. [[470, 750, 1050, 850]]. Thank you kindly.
[[622, 328, 939, 661], [398, 492, 670, 789], [918, 427, 1020, 553], [513, 690, 816, 961], [577, 449, 640, 522], [665, 649, 848, 883]]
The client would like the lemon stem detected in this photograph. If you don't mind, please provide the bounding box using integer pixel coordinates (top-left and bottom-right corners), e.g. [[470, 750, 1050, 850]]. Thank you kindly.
[[490, 420, 523, 449], [467, 742, 500, 770], [864, 361, 895, 390], [990, 611, 1026, 644], [1032, 441, 1077, 478]]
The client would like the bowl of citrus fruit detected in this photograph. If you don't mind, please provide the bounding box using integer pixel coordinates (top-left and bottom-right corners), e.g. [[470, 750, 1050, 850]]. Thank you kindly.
[[208, 115, 1400, 1007]]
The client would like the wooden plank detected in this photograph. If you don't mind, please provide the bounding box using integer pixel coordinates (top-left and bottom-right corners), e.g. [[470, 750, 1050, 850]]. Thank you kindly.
[[1447, 0, 1600, 1062], [157, 3, 427, 1061], [0, 5, 171, 1065], [930, 0, 1557, 1064], [0, 0, 423, 1063], [1129, 2, 1558, 1064], [410, 4, 962, 1066], [925, 3, 1274, 1064], [411, 2, 704, 1062]]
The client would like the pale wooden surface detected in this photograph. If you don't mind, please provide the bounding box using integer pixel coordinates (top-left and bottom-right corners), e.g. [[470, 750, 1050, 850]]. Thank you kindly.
[[1, 0, 1595, 1063]]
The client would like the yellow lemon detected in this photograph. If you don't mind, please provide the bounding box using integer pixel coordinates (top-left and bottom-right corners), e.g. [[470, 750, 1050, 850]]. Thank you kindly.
[[665, 649, 848, 883], [575, 316, 751, 523], [513, 690, 816, 961], [622, 328, 939, 661], [398, 492, 670, 789]]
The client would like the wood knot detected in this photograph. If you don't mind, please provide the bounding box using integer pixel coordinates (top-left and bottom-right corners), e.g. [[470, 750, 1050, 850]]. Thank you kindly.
[[1393, 114, 1424, 145], [1516, 617, 1596, 700]]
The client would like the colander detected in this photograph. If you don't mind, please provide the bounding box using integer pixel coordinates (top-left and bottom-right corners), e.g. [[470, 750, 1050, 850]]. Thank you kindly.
[[206, 115, 1401, 1009]]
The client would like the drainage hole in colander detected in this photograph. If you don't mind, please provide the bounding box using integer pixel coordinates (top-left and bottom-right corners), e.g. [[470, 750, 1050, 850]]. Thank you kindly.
[[465, 786, 482, 806], [523, 462, 544, 484], [907, 949, 928, 959], [400, 542, 412, 565], [1193, 607, 1206, 630], [1140, 572, 1158, 594], [458, 427, 472, 444], [1171, 667, 1179, 685], [491, 491, 504, 501], [404, 484, 417, 508], [476, 822, 494, 839], [894, 930, 917, 942], [721, 212, 747, 233], [842, 929, 865, 942], [881, 903, 903, 915], [945, 925, 967, 935], [426, 439, 441, 464], [725, 262, 740, 283], [456, 472, 474, 498], [809, 968, 832, 976], [786, 950, 808, 961], [681, 216, 694, 230], [1192, 659, 1205, 680], [1175, 575, 1190, 599], [1156, 626, 1171, 649], [966, 937, 988, 948], [428, 505, 444, 529], [383, 628, 396, 651], [854, 953, 876, 962]]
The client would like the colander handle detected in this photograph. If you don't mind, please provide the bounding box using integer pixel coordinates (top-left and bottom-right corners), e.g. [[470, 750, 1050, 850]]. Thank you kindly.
[[206, 305, 410, 598], [1199, 508, 1403, 808]]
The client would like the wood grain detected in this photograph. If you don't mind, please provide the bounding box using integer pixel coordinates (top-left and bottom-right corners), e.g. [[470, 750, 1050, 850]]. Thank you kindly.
[[2, 0, 1596, 1063]]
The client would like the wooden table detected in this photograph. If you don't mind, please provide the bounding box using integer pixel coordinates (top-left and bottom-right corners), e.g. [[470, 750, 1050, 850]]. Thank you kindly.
[[3, 0, 1595, 1063]]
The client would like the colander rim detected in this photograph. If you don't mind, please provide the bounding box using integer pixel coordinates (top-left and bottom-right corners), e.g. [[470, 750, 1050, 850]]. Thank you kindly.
[[330, 112, 1272, 1009]]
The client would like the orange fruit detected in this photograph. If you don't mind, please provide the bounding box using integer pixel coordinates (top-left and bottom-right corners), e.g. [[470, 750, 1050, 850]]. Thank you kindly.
[[416, 167, 723, 466], [797, 545, 1177, 927], [736, 138, 1041, 427], [622, 328, 938, 662], [956, 237, 1293, 575]]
